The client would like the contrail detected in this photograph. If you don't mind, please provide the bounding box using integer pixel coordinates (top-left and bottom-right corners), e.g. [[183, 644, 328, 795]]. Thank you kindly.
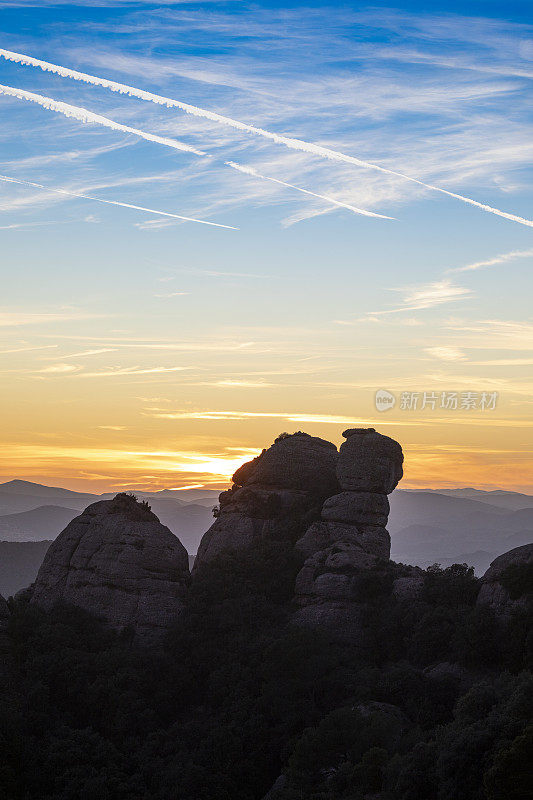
[[225, 161, 394, 219], [0, 173, 238, 229], [0, 82, 387, 220], [0, 82, 206, 156], [1, 47, 532, 227]]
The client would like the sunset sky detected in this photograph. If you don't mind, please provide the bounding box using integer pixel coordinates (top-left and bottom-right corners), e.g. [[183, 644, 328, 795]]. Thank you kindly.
[[1, 0, 532, 493]]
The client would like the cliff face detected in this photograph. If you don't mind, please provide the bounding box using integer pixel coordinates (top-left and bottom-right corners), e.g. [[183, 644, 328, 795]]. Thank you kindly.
[[292, 428, 404, 639], [194, 432, 339, 569], [30, 493, 190, 641]]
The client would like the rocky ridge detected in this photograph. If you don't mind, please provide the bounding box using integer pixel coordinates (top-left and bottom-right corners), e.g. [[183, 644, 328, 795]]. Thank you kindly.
[[22, 429, 531, 647]]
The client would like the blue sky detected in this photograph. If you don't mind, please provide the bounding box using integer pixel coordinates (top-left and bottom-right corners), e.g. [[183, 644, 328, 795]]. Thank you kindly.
[[0, 1, 532, 492]]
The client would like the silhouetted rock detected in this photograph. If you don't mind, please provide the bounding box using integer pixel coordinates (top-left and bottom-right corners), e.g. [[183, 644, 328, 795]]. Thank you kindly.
[[31, 493, 190, 641], [232, 432, 338, 494], [194, 433, 339, 568], [477, 543, 533, 613], [322, 491, 389, 526], [293, 429, 403, 639], [296, 521, 390, 560], [337, 428, 403, 493]]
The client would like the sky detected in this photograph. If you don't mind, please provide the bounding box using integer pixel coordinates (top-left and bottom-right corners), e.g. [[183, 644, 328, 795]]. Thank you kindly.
[[0, 0, 532, 493]]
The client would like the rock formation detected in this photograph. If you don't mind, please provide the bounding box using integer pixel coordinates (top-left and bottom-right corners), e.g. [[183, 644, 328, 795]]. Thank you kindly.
[[194, 432, 339, 568], [30, 493, 190, 642], [293, 428, 403, 638], [477, 543, 533, 613]]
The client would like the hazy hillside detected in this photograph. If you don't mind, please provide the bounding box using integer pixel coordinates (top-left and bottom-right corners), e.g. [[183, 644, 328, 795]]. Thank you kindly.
[[416, 487, 533, 510], [0, 539, 51, 597], [0, 480, 219, 515], [0, 480, 98, 515], [389, 491, 533, 572], [0, 505, 79, 541]]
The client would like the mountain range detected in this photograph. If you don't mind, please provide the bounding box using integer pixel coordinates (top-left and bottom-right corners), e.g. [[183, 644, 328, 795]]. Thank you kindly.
[[0, 479, 531, 597]]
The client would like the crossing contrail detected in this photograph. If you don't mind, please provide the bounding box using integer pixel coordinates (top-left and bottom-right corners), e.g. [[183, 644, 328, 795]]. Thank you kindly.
[[1, 47, 532, 227], [0, 81, 388, 220], [225, 161, 394, 219], [0, 173, 238, 229]]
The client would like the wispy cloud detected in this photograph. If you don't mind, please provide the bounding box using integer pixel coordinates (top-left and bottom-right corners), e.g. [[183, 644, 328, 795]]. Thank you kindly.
[[0, 220, 65, 230], [445, 319, 533, 350], [344, 280, 473, 322], [447, 247, 533, 274], [97, 425, 127, 431], [425, 346, 467, 361], [390, 280, 473, 312], [39, 363, 80, 373], [146, 409, 392, 426], [2, 47, 531, 227], [214, 380, 274, 388], [0, 344, 58, 354], [53, 348, 117, 358], [153, 291, 191, 298], [78, 366, 191, 378], [0, 310, 103, 327]]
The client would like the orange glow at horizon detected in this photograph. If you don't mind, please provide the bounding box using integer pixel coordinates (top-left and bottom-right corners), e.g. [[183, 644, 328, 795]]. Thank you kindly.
[[1, 319, 531, 495], [0, 418, 531, 494]]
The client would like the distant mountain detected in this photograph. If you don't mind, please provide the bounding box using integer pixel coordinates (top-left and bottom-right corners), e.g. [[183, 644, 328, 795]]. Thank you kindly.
[[0, 479, 94, 501], [389, 490, 533, 573], [0, 506, 79, 541], [0, 482, 215, 554], [0, 540, 52, 597], [412, 487, 533, 511], [140, 499, 214, 554], [0, 481, 98, 515], [0, 480, 530, 576], [152, 488, 221, 502], [0, 480, 221, 517]]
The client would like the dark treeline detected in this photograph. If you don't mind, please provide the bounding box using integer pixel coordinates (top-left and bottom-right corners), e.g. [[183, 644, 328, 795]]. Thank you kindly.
[[0, 549, 531, 800]]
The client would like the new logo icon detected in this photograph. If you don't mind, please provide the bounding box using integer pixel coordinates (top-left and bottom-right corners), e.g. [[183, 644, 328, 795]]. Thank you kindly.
[[375, 389, 396, 412]]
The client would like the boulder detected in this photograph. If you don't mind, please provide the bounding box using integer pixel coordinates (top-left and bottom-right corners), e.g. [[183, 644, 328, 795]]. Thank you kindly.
[[31, 493, 190, 642], [337, 428, 403, 494], [477, 544, 533, 613], [295, 542, 381, 603], [322, 491, 389, 526], [194, 433, 339, 568], [296, 521, 390, 561], [232, 432, 339, 494]]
